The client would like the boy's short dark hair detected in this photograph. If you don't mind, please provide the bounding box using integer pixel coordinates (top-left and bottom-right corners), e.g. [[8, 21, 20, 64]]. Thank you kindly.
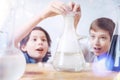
[[90, 17, 115, 39]]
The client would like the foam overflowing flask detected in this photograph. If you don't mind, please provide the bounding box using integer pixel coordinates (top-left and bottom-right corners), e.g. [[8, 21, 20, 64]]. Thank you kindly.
[[106, 21, 120, 71], [53, 12, 85, 72]]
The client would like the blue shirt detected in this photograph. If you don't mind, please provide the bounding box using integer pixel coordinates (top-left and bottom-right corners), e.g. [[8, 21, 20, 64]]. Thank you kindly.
[[24, 53, 36, 63], [94, 53, 107, 62], [23, 52, 50, 63]]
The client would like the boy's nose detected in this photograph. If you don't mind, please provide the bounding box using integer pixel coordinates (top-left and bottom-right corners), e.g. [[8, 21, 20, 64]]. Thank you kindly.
[[94, 38, 100, 45], [38, 40, 43, 45]]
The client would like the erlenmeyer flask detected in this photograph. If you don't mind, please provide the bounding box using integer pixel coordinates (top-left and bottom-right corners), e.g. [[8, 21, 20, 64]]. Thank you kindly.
[[0, 1, 26, 80], [0, 32, 26, 80], [53, 12, 86, 72], [106, 21, 120, 71]]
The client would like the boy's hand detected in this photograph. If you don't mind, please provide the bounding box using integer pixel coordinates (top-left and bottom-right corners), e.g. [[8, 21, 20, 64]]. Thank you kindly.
[[42, 1, 71, 18], [68, 2, 81, 28], [41, 1, 81, 28]]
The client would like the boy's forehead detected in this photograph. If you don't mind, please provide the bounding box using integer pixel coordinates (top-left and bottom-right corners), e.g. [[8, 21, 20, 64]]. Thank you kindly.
[[30, 30, 46, 37], [90, 29, 110, 36]]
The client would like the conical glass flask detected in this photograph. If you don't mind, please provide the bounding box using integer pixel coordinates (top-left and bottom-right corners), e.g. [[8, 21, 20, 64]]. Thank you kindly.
[[0, 32, 26, 80], [0, 1, 26, 80], [106, 21, 120, 71], [53, 12, 86, 72]]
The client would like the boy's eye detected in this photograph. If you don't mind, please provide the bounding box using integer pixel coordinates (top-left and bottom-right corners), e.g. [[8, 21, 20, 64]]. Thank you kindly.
[[42, 38, 47, 41], [90, 35, 95, 39], [33, 38, 37, 41], [101, 37, 106, 40]]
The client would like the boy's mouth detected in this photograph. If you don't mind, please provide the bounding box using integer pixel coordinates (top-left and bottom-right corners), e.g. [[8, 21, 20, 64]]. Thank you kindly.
[[36, 48, 43, 51], [94, 47, 101, 52]]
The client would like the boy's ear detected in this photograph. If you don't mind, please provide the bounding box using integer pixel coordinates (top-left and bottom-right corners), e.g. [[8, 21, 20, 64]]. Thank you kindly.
[[21, 45, 27, 52]]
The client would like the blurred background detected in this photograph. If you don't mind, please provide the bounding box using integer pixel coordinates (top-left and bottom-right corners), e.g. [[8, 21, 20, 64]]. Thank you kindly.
[[0, 0, 120, 56]]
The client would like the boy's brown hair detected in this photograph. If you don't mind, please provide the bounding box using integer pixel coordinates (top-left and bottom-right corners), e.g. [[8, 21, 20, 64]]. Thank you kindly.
[[89, 17, 115, 40]]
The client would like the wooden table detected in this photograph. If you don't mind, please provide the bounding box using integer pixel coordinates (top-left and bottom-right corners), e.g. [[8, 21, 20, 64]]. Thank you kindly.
[[20, 63, 118, 80]]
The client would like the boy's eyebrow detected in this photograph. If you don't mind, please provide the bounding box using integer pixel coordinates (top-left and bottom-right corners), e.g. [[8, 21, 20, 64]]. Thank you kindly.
[[31, 36, 37, 38], [90, 32, 109, 36], [40, 36, 47, 39]]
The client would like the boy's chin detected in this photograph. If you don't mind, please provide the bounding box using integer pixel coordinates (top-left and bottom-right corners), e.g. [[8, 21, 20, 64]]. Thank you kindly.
[[94, 52, 101, 56]]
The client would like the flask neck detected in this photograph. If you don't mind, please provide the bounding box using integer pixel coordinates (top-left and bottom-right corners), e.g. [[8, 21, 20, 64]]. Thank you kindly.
[[63, 13, 75, 33]]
